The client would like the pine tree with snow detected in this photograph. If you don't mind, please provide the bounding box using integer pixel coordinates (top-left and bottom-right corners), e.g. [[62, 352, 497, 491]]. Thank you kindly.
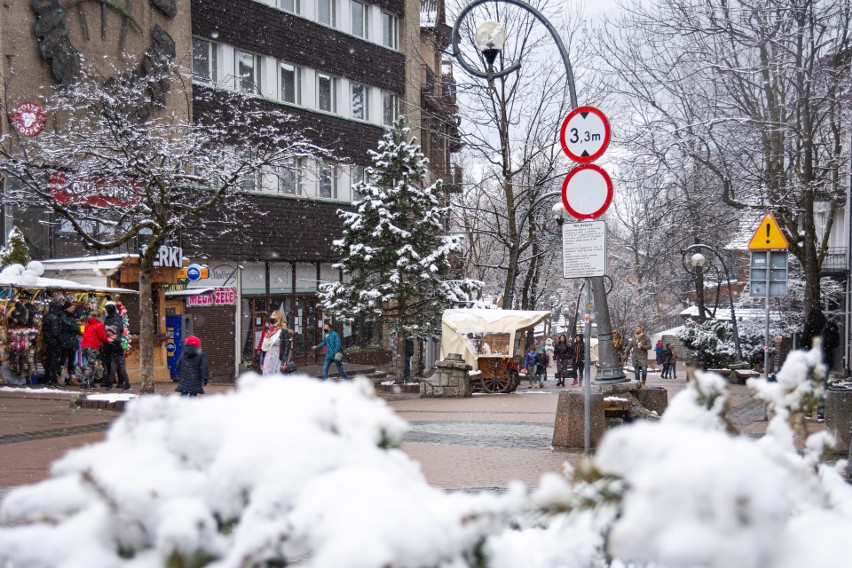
[[320, 117, 478, 380], [0, 227, 31, 268]]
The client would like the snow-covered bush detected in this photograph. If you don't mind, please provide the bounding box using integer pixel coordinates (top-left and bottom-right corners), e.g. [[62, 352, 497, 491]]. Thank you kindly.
[[2, 355, 851, 567], [677, 319, 738, 368]]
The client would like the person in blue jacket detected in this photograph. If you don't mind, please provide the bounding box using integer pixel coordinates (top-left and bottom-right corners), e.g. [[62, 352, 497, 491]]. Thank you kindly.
[[313, 322, 349, 381]]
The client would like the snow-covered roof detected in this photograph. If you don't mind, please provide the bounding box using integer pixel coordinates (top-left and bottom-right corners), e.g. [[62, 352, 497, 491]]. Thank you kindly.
[[680, 305, 782, 322], [0, 275, 136, 294], [38, 256, 126, 274], [725, 217, 763, 250], [165, 287, 215, 298]]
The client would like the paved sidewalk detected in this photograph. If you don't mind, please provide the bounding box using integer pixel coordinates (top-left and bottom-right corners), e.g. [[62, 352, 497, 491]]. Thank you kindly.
[[0, 365, 790, 500]]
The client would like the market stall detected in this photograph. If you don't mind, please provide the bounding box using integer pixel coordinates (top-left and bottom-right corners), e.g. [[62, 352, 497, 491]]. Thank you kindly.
[[0, 262, 136, 385]]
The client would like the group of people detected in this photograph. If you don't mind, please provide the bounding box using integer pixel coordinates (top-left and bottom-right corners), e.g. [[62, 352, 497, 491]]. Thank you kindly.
[[524, 333, 586, 389], [41, 299, 130, 390], [255, 315, 348, 382], [520, 326, 676, 389]]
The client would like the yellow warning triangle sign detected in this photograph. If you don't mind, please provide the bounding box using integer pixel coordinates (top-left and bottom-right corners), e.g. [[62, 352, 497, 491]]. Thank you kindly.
[[748, 212, 789, 250]]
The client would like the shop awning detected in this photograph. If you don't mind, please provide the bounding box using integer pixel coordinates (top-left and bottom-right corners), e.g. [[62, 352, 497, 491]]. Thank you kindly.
[[0, 275, 137, 294], [165, 288, 215, 298]]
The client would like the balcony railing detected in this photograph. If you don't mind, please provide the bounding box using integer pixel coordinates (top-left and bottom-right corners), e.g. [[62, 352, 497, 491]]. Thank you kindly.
[[822, 248, 848, 273]]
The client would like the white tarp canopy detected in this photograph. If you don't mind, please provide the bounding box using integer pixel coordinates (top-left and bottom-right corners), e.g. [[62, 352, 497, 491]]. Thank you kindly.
[[440, 309, 552, 369], [0, 275, 136, 294]]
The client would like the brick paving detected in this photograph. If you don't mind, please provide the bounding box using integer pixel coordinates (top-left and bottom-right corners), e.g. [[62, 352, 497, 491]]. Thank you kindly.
[[0, 363, 784, 499]]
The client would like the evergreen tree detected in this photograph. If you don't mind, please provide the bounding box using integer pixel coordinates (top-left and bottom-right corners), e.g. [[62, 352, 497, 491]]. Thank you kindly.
[[320, 117, 478, 380], [0, 227, 31, 267]]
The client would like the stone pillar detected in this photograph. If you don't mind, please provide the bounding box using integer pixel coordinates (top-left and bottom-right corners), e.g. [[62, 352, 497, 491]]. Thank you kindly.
[[825, 389, 852, 455], [635, 387, 669, 417], [552, 391, 606, 449], [420, 359, 472, 398]]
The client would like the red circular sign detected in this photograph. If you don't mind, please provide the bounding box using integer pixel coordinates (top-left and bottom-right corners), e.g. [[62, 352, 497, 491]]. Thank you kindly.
[[561, 164, 613, 220], [560, 106, 610, 163], [8, 102, 46, 136]]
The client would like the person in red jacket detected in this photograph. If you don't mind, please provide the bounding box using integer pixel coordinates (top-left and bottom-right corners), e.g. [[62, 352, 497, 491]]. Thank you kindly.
[[80, 310, 109, 389]]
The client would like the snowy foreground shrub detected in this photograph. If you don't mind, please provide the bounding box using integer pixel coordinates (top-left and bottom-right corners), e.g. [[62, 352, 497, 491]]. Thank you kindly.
[[3, 356, 852, 567]]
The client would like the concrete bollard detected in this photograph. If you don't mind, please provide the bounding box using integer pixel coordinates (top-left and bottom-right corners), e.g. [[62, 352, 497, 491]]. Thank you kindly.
[[825, 389, 852, 455], [552, 391, 605, 450], [635, 387, 669, 417]]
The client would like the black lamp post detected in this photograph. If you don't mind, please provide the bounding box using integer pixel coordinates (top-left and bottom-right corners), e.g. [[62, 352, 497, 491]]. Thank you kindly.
[[450, 0, 625, 386], [681, 243, 743, 362]]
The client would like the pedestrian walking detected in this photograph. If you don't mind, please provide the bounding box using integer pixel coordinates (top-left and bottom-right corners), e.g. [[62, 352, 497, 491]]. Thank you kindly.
[[404, 336, 415, 381], [524, 345, 537, 388], [260, 311, 287, 376], [626, 325, 651, 387], [313, 322, 349, 381], [59, 300, 81, 385], [80, 310, 109, 389], [553, 334, 570, 387], [660, 343, 673, 379], [175, 335, 209, 397], [255, 316, 273, 371], [571, 334, 585, 387], [534, 346, 549, 388], [102, 301, 130, 390], [40, 299, 64, 385], [654, 340, 663, 369]]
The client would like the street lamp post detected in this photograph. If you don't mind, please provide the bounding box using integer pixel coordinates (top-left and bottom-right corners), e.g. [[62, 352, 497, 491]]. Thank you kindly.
[[450, 0, 625, 386], [681, 243, 744, 363]]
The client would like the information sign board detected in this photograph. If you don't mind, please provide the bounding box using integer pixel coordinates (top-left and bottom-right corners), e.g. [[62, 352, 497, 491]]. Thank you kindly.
[[562, 221, 607, 279], [749, 251, 788, 297]]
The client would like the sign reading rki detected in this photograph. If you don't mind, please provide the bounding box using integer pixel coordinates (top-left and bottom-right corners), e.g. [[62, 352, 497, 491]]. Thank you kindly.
[[560, 106, 610, 163]]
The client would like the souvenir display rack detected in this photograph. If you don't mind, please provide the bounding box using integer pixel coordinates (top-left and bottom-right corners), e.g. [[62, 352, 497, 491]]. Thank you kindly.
[[0, 286, 130, 385]]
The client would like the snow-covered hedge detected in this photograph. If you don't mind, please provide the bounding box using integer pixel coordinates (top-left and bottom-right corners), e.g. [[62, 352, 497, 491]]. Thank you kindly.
[[2, 354, 851, 567]]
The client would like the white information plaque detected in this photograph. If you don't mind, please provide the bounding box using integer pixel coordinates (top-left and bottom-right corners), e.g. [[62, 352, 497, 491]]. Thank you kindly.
[[562, 221, 607, 279]]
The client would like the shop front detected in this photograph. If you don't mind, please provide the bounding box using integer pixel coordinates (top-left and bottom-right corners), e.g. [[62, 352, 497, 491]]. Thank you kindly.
[[40, 253, 190, 382], [0, 261, 137, 384]]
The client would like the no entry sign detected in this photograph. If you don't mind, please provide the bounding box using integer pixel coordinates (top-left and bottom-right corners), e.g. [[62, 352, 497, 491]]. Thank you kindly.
[[560, 106, 610, 163], [561, 164, 613, 220]]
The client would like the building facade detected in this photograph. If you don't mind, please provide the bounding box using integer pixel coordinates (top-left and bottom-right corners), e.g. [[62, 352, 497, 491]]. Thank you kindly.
[[1, 0, 455, 381]]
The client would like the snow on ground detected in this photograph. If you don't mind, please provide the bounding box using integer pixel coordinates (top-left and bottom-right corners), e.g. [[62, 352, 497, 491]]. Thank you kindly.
[[0, 386, 77, 395], [85, 393, 138, 402], [1, 353, 851, 567]]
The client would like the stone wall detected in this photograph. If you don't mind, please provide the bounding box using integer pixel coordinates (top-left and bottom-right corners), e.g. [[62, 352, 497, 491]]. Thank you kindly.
[[420, 359, 471, 397]]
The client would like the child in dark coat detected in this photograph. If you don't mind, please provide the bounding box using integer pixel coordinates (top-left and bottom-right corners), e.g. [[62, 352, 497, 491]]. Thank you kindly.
[[176, 336, 210, 397], [534, 346, 549, 388]]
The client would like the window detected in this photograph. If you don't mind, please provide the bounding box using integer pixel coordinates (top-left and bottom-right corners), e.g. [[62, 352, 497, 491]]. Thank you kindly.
[[382, 11, 398, 49], [319, 161, 336, 198], [238, 151, 262, 192], [279, 62, 301, 104], [192, 38, 217, 84], [278, 159, 301, 195], [235, 50, 262, 94], [351, 83, 368, 120], [351, 165, 366, 201], [317, 0, 336, 26], [351, 0, 368, 38], [317, 73, 337, 112], [382, 90, 398, 125], [278, 0, 299, 13]]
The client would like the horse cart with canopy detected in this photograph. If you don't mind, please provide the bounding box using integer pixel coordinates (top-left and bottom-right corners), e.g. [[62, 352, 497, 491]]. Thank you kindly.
[[439, 309, 552, 393]]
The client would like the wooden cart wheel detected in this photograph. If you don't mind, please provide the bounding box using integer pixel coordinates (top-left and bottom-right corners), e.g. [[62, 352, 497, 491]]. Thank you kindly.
[[481, 360, 512, 393]]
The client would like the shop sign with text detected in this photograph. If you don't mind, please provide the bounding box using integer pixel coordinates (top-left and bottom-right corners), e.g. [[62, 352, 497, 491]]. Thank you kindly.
[[187, 287, 236, 307]]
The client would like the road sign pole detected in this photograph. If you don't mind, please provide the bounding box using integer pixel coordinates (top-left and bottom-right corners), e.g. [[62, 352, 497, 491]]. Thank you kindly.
[[764, 250, 771, 378], [584, 278, 592, 455]]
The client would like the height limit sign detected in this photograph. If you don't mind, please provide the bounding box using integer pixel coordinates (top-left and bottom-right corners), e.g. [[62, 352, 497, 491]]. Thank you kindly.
[[560, 106, 610, 163]]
